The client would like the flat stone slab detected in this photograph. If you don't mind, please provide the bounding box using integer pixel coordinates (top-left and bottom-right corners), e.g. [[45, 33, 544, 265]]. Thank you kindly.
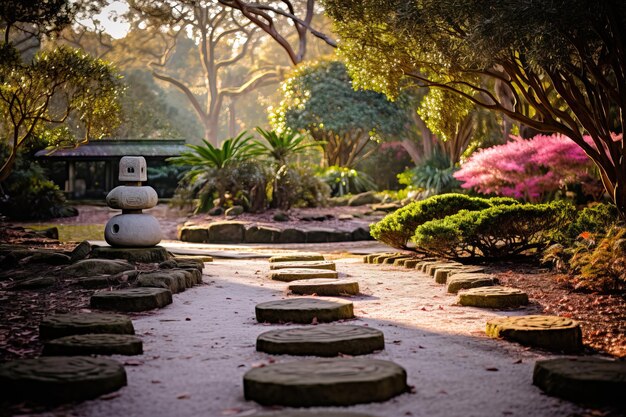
[[42, 334, 143, 356], [244, 358, 408, 406], [486, 315, 582, 352], [137, 270, 187, 293], [257, 325, 384, 356], [39, 313, 135, 340], [90, 288, 173, 312], [172, 254, 213, 263], [434, 267, 484, 284], [11, 276, 57, 290], [256, 298, 354, 324], [269, 253, 325, 263], [64, 259, 135, 277], [269, 268, 339, 282], [270, 260, 336, 271], [447, 273, 498, 293], [426, 261, 463, 276], [256, 413, 376, 417], [91, 246, 169, 263], [458, 286, 529, 308], [288, 279, 359, 296], [533, 357, 626, 405], [0, 356, 127, 404]]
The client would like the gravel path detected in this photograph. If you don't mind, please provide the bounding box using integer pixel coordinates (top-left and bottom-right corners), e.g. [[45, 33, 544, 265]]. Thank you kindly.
[[47, 257, 585, 417]]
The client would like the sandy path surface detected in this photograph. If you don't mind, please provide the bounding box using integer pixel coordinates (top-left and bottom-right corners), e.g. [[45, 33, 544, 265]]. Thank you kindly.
[[48, 257, 584, 417]]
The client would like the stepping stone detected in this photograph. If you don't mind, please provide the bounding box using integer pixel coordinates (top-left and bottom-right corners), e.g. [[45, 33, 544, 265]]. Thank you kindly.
[[486, 315, 582, 352], [374, 254, 404, 264], [383, 256, 412, 265], [393, 257, 417, 267], [91, 288, 172, 312], [11, 276, 57, 290], [91, 246, 169, 263], [172, 254, 213, 263], [403, 259, 420, 268], [270, 260, 336, 271], [256, 412, 376, 417], [288, 279, 359, 296], [533, 357, 626, 406], [269, 268, 339, 282], [39, 313, 135, 339], [434, 266, 484, 284], [256, 298, 354, 324], [244, 358, 407, 406], [73, 275, 118, 289], [458, 286, 529, 308], [42, 334, 143, 356], [257, 325, 384, 356], [0, 356, 127, 404], [447, 273, 498, 293], [416, 261, 438, 272], [426, 261, 463, 276], [269, 253, 324, 263]]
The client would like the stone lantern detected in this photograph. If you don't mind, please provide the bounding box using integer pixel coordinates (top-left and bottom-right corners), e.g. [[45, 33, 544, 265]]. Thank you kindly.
[[104, 156, 162, 247]]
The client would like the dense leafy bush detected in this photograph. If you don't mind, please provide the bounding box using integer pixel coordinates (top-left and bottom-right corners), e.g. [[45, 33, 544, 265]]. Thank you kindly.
[[454, 134, 603, 202], [414, 201, 574, 258], [272, 164, 331, 209], [369, 193, 519, 250], [566, 203, 619, 239], [399, 150, 460, 198], [317, 166, 377, 197]]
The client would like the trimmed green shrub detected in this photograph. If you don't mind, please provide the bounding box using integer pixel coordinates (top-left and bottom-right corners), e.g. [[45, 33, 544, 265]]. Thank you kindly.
[[317, 166, 377, 197], [369, 193, 519, 250], [413, 200, 574, 258], [567, 203, 619, 239]]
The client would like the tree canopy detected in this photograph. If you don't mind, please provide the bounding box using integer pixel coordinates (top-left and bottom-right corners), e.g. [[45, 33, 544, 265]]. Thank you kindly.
[[323, 0, 626, 216], [271, 60, 410, 167]]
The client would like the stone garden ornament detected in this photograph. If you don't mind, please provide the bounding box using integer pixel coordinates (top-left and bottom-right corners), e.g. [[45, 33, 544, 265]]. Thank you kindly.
[[104, 156, 162, 247]]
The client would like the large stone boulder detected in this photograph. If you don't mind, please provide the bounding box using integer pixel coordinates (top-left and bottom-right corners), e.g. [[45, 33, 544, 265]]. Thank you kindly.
[[11, 276, 57, 290], [178, 226, 209, 243], [208, 221, 246, 243], [351, 227, 372, 241], [137, 271, 187, 293], [348, 191, 381, 207], [243, 358, 407, 406], [64, 259, 135, 277], [0, 356, 127, 404], [278, 228, 307, 243], [245, 226, 281, 243]]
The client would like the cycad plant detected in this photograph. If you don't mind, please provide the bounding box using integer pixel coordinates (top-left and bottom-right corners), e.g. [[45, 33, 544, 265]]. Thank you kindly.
[[168, 132, 267, 212]]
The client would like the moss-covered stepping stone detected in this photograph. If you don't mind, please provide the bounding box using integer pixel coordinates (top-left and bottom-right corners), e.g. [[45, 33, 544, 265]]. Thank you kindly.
[[458, 286, 529, 308], [42, 334, 143, 356], [288, 279, 359, 296], [269, 253, 324, 263], [533, 357, 626, 405], [91, 288, 172, 312], [137, 270, 187, 293], [256, 298, 354, 324], [269, 268, 339, 282], [39, 313, 135, 340], [486, 315, 582, 352], [434, 266, 484, 284], [256, 412, 376, 417], [257, 325, 384, 356], [425, 262, 463, 276], [0, 356, 127, 404], [403, 259, 420, 268], [372, 253, 401, 264], [270, 260, 336, 271], [173, 254, 213, 263], [447, 273, 498, 293], [244, 358, 407, 406]]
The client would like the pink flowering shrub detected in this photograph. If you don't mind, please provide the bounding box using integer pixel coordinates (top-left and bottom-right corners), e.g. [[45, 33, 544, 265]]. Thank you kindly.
[[454, 134, 602, 202]]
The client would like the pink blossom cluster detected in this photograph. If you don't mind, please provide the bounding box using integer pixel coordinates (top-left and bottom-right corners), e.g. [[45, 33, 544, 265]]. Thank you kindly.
[[454, 134, 601, 201]]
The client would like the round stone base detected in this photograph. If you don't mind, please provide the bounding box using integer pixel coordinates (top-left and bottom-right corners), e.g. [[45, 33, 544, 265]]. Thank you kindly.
[[269, 268, 339, 282], [256, 298, 354, 324], [269, 254, 324, 263], [104, 213, 162, 247], [458, 286, 529, 308], [257, 325, 384, 356], [244, 358, 407, 406], [288, 279, 359, 296], [0, 356, 127, 404], [90, 288, 173, 312], [39, 313, 135, 340], [42, 334, 143, 356], [486, 315, 582, 352], [91, 246, 169, 263], [533, 357, 626, 405]]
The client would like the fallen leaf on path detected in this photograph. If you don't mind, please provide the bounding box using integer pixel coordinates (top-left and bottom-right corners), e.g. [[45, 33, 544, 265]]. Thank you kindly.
[[485, 367, 499, 372], [176, 393, 191, 400]]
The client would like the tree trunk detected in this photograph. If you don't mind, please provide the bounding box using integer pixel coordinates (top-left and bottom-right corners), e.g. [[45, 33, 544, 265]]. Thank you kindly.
[[0, 150, 18, 183]]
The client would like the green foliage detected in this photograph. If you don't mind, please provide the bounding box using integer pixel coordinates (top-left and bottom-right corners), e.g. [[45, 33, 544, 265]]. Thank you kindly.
[[401, 150, 460, 198], [317, 166, 377, 197], [271, 164, 331, 210], [355, 141, 412, 190], [169, 132, 268, 211], [414, 201, 574, 258], [370, 193, 514, 250], [252, 127, 320, 165], [567, 203, 619, 239], [0, 148, 74, 220], [270, 60, 411, 167], [147, 165, 186, 198]]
